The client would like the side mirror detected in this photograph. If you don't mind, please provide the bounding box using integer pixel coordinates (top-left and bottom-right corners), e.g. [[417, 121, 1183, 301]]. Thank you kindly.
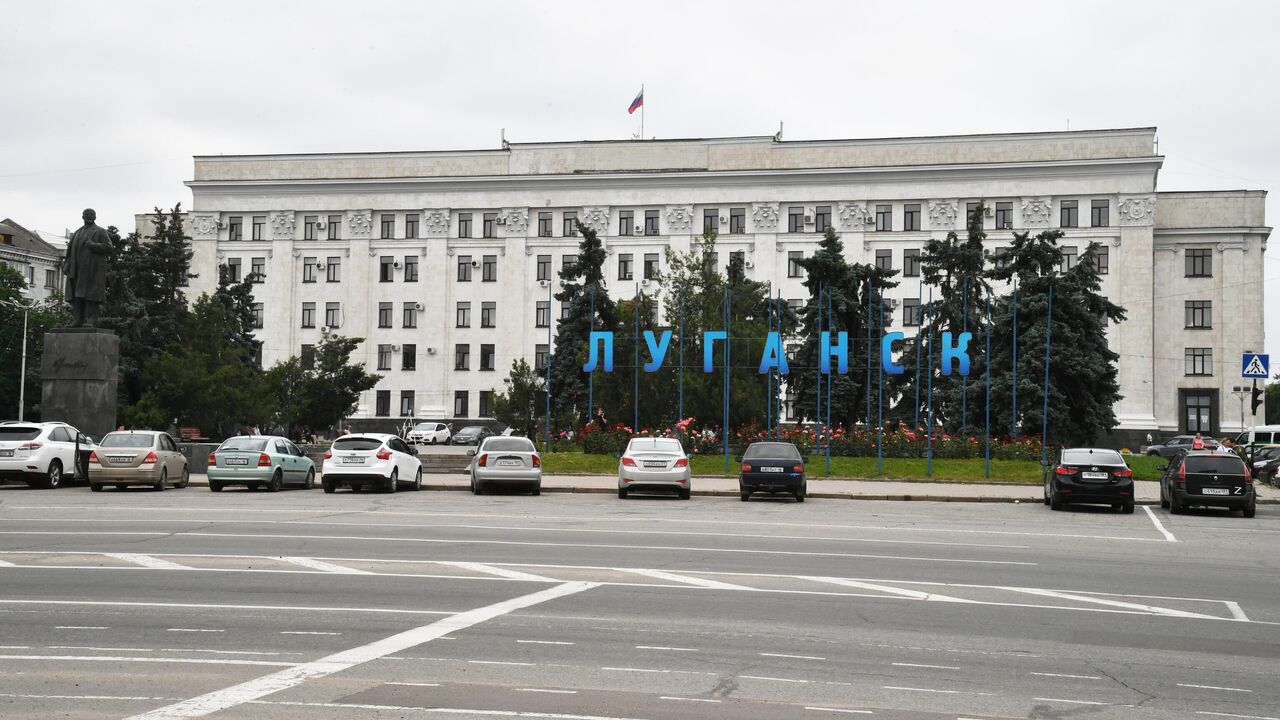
[[733, 455, 742, 462], [467, 450, 476, 457]]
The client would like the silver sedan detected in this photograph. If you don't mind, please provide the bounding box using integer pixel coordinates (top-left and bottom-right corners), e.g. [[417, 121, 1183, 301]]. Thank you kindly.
[[617, 437, 691, 499], [469, 436, 541, 495]]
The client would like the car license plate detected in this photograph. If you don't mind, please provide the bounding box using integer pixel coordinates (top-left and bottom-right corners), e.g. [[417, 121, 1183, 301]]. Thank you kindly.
[[0, 450, 11, 457], [341, 456, 364, 464], [1202, 487, 1230, 495], [497, 459, 521, 467], [225, 458, 249, 466], [109, 455, 132, 463], [1081, 471, 1108, 480], [761, 466, 784, 473], [643, 461, 666, 468]]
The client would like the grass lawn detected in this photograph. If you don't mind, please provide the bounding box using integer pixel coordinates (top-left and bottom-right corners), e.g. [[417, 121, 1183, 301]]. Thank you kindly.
[[541, 451, 1166, 485]]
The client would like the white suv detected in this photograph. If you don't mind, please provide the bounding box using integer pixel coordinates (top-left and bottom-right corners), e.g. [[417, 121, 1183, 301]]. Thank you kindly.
[[0, 421, 87, 488], [406, 422, 451, 445], [322, 433, 423, 493]]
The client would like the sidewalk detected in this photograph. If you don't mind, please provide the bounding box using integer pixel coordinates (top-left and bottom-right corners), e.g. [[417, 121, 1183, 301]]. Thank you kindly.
[[185, 473, 1280, 504]]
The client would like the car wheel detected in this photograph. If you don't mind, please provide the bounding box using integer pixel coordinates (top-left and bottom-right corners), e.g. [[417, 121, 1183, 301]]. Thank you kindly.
[[618, 488, 628, 499], [1048, 482, 1063, 511], [1169, 490, 1185, 514], [412, 468, 422, 491], [678, 488, 691, 500], [90, 483, 102, 492], [322, 480, 335, 494], [304, 469, 315, 490], [154, 468, 167, 492], [795, 485, 805, 503], [1043, 477, 1051, 506], [352, 484, 363, 493], [177, 467, 189, 489], [1243, 500, 1257, 518], [1122, 501, 1135, 514], [1160, 482, 1170, 509], [209, 482, 223, 492], [385, 469, 398, 493], [531, 483, 541, 496], [429, 438, 436, 445], [43, 459, 63, 489], [115, 484, 127, 491], [471, 473, 482, 495], [740, 490, 750, 502], [268, 470, 282, 493]]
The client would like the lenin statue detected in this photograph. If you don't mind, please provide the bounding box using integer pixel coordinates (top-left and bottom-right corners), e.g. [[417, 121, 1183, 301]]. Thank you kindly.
[[64, 208, 113, 328]]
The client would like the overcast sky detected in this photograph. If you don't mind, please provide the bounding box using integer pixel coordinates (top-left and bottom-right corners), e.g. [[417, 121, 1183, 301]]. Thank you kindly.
[[2, 0, 1277, 360]]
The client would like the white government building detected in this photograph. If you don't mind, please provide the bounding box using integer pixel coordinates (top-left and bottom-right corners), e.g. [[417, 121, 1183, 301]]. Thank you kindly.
[[164, 127, 1268, 446]]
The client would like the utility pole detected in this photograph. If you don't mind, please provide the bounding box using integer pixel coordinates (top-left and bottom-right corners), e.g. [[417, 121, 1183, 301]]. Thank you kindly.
[[1231, 386, 1248, 433]]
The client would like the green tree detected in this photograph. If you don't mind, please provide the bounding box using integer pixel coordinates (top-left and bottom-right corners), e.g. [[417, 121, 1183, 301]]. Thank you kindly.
[[1265, 375, 1279, 425], [549, 221, 618, 428], [213, 262, 263, 368], [0, 264, 69, 420], [265, 335, 381, 438], [491, 358, 545, 438]]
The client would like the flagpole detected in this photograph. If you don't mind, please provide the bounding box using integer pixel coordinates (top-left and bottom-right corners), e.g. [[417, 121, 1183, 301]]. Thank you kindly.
[[640, 84, 645, 139]]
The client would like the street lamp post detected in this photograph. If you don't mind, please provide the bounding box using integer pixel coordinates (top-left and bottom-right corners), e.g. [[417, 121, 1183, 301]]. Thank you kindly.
[[1, 289, 35, 422]]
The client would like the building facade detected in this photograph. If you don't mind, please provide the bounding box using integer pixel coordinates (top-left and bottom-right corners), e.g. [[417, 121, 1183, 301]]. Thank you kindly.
[[170, 128, 1268, 444], [0, 218, 64, 303]]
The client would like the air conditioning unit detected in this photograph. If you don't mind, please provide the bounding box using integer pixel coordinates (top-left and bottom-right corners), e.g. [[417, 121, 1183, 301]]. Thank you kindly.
[[471, 260, 480, 268], [864, 217, 876, 224], [719, 216, 727, 223], [414, 302, 424, 311], [640, 278, 650, 286], [634, 225, 643, 234], [315, 262, 327, 270], [744, 259, 755, 269], [804, 215, 814, 224], [496, 216, 507, 225], [216, 220, 227, 229], [393, 261, 402, 269], [320, 325, 331, 335], [316, 220, 327, 229], [539, 280, 550, 288], [1000, 221, 1013, 229], [391, 345, 401, 351], [984, 207, 994, 217], [426, 347, 437, 355]]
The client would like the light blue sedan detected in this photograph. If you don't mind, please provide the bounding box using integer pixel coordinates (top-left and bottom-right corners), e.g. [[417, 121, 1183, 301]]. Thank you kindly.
[[207, 435, 315, 492]]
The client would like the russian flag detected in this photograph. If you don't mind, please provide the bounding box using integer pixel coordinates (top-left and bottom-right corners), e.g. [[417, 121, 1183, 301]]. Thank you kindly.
[[628, 88, 644, 114]]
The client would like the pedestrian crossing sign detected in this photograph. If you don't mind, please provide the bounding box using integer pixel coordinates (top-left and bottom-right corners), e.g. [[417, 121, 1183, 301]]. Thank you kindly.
[[1241, 353, 1269, 379]]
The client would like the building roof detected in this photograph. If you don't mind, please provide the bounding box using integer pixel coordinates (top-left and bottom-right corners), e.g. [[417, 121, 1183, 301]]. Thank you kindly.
[[0, 218, 63, 259]]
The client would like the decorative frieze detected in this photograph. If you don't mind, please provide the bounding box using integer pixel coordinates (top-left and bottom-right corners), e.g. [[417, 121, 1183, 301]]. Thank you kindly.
[[422, 209, 451, 237], [1117, 196, 1157, 226], [189, 214, 220, 240], [270, 212, 295, 240], [346, 210, 373, 237], [927, 201, 959, 230], [837, 202, 869, 230], [1021, 198, 1053, 226], [501, 208, 529, 235], [665, 205, 694, 233], [580, 206, 610, 234], [752, 203, 780, 232]]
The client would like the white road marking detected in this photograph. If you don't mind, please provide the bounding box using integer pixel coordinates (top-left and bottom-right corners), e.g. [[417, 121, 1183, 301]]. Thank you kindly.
[[1226, 602, 1251, 622], [998, 586, 1222, 620], [760, 652, 825, 660], [518, 688, 578, 694], [279, 556, 371, 575], [244, 700, 651, 719], [0, 599, 453, 617], [805, 709, 874, 715], [104, 553, 191, 570], [0, 693, 180, 701], [386, 682, 442, 687], [883, 686, 962, 694], [638, 645, 699, 652], [622, 568, 756, 590], [601, 667, 669, 674], [518, 639, 574, 645], [1143, 505, 1178, 542], [471, 660, 537, 666], [0, 654, 291, 667], [804, 576, 975, 603], [1034, 697, 1126, 706], [660, 696, 720, 703], [50, 645, 152, 652], [0, 645, 31, 649], [280, 631, 340, 635], [1029, 672, 1101, 680], [741, 675, 811, 683], [0, 558, 14, 566], [159, 649, 285, 657], [1196, 713, 1280, 720], [123, 581, 598, 720], [166, 629, 224, 633], [1178, 683, 1252, 692], [442, 561, 556, 582], [891, 662, 960, 670], [55, 625, 109, 630]]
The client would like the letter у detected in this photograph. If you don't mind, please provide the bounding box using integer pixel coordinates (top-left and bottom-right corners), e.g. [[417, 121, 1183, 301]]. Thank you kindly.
[[582, 331, 614, 372], [642, 330, 672, 372], [818, 331, 849, 374]]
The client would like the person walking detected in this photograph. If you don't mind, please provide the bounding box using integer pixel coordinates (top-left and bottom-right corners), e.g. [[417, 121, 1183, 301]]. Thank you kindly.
[[1191, 432, 1206, 450]]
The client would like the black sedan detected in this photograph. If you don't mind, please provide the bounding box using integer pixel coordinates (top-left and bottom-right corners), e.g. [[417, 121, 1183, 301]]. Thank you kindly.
[[1248, 445, 1280, 485], [1044, 447, 1135, 513], [451, 425, 494, 446], [738, 442, 806, 502]]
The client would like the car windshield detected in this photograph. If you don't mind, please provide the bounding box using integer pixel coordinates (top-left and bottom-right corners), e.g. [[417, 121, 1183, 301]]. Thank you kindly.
[[1184, 456, 1246, 474], [1257, 447, 1280, 460], [744, 442, 802, 460], [484, 438, 535, 452], [628, 438, 683, 454], [333, 437, 383, 451], [412, 423, 434, 431], [459, 426, 485, 435], [220, 437, 268, 452], [1061, 449, 1125, 466], [101, 433, 155, 448], [0, 427, 40, 441]]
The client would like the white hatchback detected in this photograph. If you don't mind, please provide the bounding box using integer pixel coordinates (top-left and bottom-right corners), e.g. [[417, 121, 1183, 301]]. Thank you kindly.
[[321, 433, 422, 493], [0, 421, 87, 488]]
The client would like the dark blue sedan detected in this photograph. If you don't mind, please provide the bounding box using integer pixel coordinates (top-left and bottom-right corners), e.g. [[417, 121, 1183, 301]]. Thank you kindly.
[[739, 441, 806, 502]]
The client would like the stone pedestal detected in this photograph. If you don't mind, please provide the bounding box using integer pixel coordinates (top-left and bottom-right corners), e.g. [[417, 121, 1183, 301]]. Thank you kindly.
[[41, 329, 119, 437]]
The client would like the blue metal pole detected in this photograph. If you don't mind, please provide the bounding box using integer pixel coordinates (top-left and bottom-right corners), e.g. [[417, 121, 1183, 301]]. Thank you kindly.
[[914, 281, 922, 429], [962, 278, 968, 440], [926, 286, 934, 478], [826, 287, 833, 477], [816, 282, 823, 443], [877, 284, 884, 477], [1041, 283, 1054, 472], [678, 292, 684, 421], [1011, 280, 1019, 439], [984, 288, 992, 480], [633, 286, 639, 432], [545, 280, 551, 453], [766, 281, 773, 437], [865, 278, 872, 429], [723, 286, 731, 472], [588, 283, 594, 423]]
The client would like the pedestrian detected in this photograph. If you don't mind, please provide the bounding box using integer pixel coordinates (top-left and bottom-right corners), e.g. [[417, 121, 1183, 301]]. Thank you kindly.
[[593, 406, 608, 428], [1191, 432, 1205, 450]]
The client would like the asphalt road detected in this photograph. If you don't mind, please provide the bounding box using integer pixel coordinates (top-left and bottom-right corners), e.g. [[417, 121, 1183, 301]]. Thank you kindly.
[[1, 484, 1278, 720]]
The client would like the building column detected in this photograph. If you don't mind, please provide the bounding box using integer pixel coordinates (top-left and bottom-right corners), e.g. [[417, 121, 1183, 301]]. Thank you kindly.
[[1114, 195, 1158, 437]]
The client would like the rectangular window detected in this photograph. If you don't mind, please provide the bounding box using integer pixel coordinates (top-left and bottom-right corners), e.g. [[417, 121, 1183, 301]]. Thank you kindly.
[[457, 255, 472, 282], [876, 205, 892, 232], [1092, 245, 1108, 275], [787, 251, 804, 278], [904, 249, 921, 277], [560, 300, 571, 320], [302, 257, 318, 283], [226, 257, 242, 283], [903, 204, 921, 231], [562, 254, 577, 275], [381, 214, 395, 239], [250, 256, 265, 282], [703, 208, 719, 233], [535, 344, 549, 372], [483, 212, 497, 239], [563, 211, 578, 237], [378, 302, 392, 328], [403, 302, 417, 328], [1061, 200, 1079, 228], [478, 390, 493, 418], [379, 256, 395, 282], [903, 298, 922, 327], [482, 255, 497, 282], [618, 253, 634, 280], [300, 344, 315, 369], [535, 300, 550, 328], [1091, 199, 1110, 228], [252, 303, 263, 329], [538, 212, 553, 238], [729, 207, 746, 234], [644, 209, 659, 236], [1185, 300, 1212, 328], [966, 202, 980, 226], [481, 301, 496, 328], [1060, 246, 1078, 271], [643, 253, 660, 280], [325, 257, 341, 283], [875, 249, 893, 271], [399, 391, 415, 417], [1185, 348, 1213, 376], [536, 255, 551, 281], [402, 344, 416, 371], [377, 344, 392, 371], [730, 250, 744, 270], [227, 216, 243, 241], [814, 205, 831, 233], [1183, 390, 1213, 433], [458, 212, 472, 238], [618, 210, 634, 236], [325, 302, 340, 328], [327, 215, 341, 240], [453, 391, 469, 418], [788, 206, 805, 233], [251, 216, 265, 241], [455, 344, 470, 370], [995, 202, 1013, 229], [456, 302, 471, 328], [301, 302, 316, 328], [375, 390, 391, 417], [404, 255, 418, 282], [405, 213, 419, 239], [304, 216, 318, 240], [1186, 248, 1212, 277], [480, 344, 495, 371], [45, 268, 56, 288]]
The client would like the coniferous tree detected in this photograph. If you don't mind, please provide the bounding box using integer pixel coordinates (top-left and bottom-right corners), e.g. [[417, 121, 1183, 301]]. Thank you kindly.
[[213, 263, 263, 369], [548, 221, 618, 428]]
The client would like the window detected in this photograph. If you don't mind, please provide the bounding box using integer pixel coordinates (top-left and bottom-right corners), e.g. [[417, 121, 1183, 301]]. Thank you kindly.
[[643, 253, 660, 280], [456, 302, 471, 328], [457, 255, 472, 282], [644, 209, 659, 236], [304, 216, 318, 240], [875, 249, 892, 271], [536, 255, 551, 281], [619, 210, 634, 236], [787, 298, 804, 314], [729, 207, 746, 234], [482, 255, 497, 282], [381, 214, 395, 239], [1185, 300, 1212, 329], [252, 303, 263, 329], [704, 208, 719, 233], [377, 344, 393, 371], [563, 211, 578, 237], [480, 344, 495, 371], [405, 213, 419, 239], [479, 391, 493, 418], [455, 344, 470, 370], [903, 298, 922, 326], [618, 253, 634, 280], [325, 302, 341, 328], [404, 255, 418, 282], [400, 391, 415, 417], [787, 251, 804, 278], [250, 257, 265, 282], [562, 254, 577, 275], [1060, 200, 1079, 228], [378, 302, 393, 328], [403, 302, 417, 328], [536, 301, 550, 328], [903, 204, 921, 231], [988, 202, 1010, 229], [1185, 348, 1213, 376], [1183, 390, 1213, 433], [402, 344, 416, 371], [1093, 245, 1108, 275], [1088, 199, 1110, 228], [226, 257, 242, 283], [228, 216, 243, 241], [560, 301, 571, 320], [458, 212, 472, 238], [376, 390, 391, 417], [379, 256, 395, 282], [481, 301, 496, 328], [303, 257, 318, 283], [483, 212, 498, 238], [1186, 248, 1212, 277], [300, 344, 315, 369], [535, 344, 549, 372], [1060, 246, 1078, 271], [788, 206, 805, 233], [966, 202, 980, 226], [730, 250, 744, 270], [876, 205, 892, 232], [252, 216, 265, 241], [327, 215, 341, 240], [904, 249, 921, 277], [301, 302, 316, 328], [326, 257, 341, 282], [45, 268, 56, 288], [814, 205, 831, 233], [538, 212, 553, 238], [454, 391, 468, 418]]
